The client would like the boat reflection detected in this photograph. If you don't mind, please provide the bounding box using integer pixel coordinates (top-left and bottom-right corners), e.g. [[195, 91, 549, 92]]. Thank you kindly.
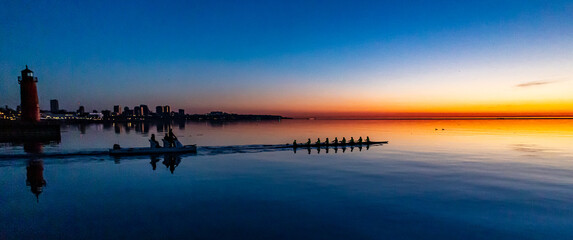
[[162, 154, 182, 174], [150, 155, 160, 170], [292, 144, 378, 154], [149, 154, 183, 173]]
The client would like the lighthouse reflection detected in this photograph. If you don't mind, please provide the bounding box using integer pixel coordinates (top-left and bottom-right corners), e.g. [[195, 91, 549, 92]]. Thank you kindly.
[[26, 159, 46, 202], [23, 141, 48, 202]]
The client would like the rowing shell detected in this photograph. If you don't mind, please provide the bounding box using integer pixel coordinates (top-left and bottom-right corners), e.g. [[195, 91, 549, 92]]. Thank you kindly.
[[281, 141, 388, 148], [109, 145, 197, 156]]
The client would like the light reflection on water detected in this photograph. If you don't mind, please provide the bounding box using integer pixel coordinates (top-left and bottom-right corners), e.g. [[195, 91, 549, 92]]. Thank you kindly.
[[1, 119, 573, 239]]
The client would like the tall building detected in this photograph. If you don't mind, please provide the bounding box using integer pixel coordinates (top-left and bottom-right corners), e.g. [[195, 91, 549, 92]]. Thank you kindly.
[[18, 66, 40, 122], [134, 106, 142, 116], [140, 105, 150, 116], [156, 106, 163, 115], [178, 109, 185, 116], [78, 106, 85, 114], [113, 105, 122, 115], [50, 99, 59, 113], [163, 105, 170, 115]]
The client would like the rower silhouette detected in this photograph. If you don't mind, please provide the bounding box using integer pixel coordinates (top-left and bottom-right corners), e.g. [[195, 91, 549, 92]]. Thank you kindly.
[[149, 134, 161, 148]]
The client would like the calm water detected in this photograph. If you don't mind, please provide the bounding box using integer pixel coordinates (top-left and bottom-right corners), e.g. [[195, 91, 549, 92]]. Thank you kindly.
[[1, 119, 573, 239]]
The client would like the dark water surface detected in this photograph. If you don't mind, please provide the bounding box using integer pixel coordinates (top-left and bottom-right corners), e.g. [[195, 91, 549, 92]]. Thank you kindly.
[[1, 119, 573, 239]]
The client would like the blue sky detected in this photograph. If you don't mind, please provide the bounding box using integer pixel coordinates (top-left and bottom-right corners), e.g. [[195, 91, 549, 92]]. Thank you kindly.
[[1, 0, 572, 116]]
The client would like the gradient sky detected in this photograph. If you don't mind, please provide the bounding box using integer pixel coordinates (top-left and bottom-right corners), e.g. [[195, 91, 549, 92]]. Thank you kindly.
[[1, 0, 572, 117]]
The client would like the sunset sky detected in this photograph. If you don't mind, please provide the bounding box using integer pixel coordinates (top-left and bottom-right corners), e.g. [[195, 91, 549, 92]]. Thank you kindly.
[[1, 0, 572, 117]]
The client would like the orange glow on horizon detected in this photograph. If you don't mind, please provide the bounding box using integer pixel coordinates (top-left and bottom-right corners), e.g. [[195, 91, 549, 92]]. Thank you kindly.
[[211, 99, 573, 118]]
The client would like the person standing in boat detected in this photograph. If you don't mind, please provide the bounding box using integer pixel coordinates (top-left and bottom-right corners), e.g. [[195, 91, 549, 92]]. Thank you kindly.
[[169, 129, 177, 142], [163, 133, 173, 148], [168, 129, 184, 148], [149, 134, 161, 148]]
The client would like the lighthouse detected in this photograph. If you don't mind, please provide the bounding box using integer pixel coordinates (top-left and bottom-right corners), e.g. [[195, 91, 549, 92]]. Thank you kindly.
[[18, 65, 40, 122]]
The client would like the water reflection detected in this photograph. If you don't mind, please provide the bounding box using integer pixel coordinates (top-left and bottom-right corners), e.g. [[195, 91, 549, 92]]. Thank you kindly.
[[150, 155, 160, 170], [149, 154, 182, 173], [26, 159, 46, 202], [162, 154, 182, 174], [290, 144, 377, 155], [177, 120, 185, 130], [78, 124, 87, 134], [3, 119, 573, 240]]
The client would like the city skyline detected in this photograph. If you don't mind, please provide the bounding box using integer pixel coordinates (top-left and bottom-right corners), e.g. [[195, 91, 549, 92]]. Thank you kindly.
[[1, 0, 572, 117]]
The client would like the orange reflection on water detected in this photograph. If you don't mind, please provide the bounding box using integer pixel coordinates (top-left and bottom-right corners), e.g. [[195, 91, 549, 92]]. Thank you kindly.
[[188, 119, 573, 167]]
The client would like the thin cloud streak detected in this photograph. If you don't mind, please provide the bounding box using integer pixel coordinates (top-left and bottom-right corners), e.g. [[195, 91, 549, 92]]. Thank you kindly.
[[516, 80, 562, 88]]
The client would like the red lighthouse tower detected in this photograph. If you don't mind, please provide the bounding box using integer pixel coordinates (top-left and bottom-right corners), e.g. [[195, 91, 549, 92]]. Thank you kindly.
[[18, 65, 40, 122]]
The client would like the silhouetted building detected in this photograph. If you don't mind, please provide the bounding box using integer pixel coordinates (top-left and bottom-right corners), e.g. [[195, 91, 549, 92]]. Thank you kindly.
[[18, 66, 40, 122], [140, 105, 150, 116], [178, 109, 185, 116], [78, 106, 85, 114], [50, 99, 59, 113], [156, 106, 163, 115], [113, 105, 122, 115], [134, 106, 142, 116], [101, 110, 111, 118], [163, 105, 171, 116]]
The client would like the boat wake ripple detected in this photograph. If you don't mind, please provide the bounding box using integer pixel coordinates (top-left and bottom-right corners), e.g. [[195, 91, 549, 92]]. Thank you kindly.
[[0, 143, 385, 160]]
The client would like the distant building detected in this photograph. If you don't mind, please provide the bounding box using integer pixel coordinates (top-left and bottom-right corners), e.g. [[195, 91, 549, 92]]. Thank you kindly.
[[124, 106, 130, 115], [50, 99, 59, 113], [163, 105, 170, 115], [134, 106, 141, 116], [78, 106, 85, 114], [101, 110, 111, 118], [140, 105, 150, 116], [156, 106, 163, 115], [178, 109, 185, 116], [113, 105, 122, 115]]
